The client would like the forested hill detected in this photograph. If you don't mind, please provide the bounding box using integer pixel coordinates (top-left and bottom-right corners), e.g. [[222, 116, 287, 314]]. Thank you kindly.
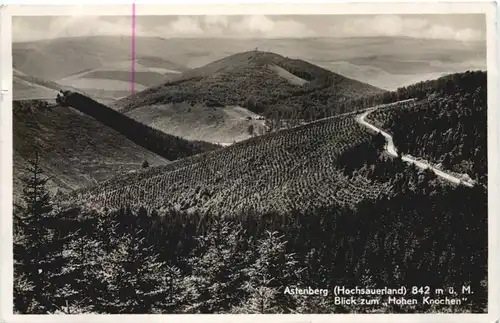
[[262, 70, 487, 128], [57, 91, 221, 161], [114, 50, 384, 119], [365, 71, 487, 187], [338, 70, 487, 112], [258, 70, 487, 132]]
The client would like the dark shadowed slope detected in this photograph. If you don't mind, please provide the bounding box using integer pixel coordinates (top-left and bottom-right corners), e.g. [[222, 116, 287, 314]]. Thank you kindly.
[[58, 92, 221, 161], [113, 51, 383, 143], [13, 100, 169, 201]]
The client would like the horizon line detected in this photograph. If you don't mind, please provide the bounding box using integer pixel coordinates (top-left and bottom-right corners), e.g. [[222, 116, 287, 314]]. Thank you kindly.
[[12, 34, 487, 44]]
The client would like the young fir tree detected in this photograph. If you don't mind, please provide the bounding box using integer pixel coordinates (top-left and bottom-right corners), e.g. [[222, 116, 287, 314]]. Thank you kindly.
[[85, 207, 175, 314], [59, 214, 105, 313], [149, 264, 185, 314], [293, 248, 334, 314], [13, 151, 65, 313], [234, 230, 304, 314], [182, 219, 250, 313]]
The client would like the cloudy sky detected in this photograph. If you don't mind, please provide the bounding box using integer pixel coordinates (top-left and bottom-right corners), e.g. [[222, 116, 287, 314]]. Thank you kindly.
[[13, 14, 485, 43]]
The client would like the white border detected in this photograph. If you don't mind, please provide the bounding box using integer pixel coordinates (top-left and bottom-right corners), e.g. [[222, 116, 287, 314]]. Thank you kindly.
[[1, 2, 498, 323]]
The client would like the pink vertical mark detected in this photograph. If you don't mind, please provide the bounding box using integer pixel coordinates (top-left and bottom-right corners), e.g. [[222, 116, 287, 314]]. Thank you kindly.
[[131, 2, 136, 94]]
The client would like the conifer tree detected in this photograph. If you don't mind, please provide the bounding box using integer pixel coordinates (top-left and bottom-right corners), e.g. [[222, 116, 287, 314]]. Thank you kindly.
[[13, 151, 64, 313], [60, 215, 104, 313], [149, 265, 185, 313], [235, 230, 304, 313], [294, 291, 333, 314], [182, 219, 249, 313], [86, 207, 173, 313]]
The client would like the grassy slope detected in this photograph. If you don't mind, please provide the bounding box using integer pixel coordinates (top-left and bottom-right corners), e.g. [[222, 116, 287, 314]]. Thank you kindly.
[[13, 37, 188, 101], [125, 103, 267, 144], [113, 51, 383, 143], [68, 111, 393, 215], [13, 100, 169, 201], [13, 69, 104, 102], [14, 69, 71, 98], [55, 61, 184, 100]]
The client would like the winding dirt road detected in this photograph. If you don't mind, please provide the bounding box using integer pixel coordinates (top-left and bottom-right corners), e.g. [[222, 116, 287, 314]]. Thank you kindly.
[[356, 102, 475, 188]]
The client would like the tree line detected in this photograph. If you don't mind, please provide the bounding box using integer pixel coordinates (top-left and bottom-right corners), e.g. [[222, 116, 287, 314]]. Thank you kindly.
[[262, 70, 486, 132], [56, 91, 220, 161]]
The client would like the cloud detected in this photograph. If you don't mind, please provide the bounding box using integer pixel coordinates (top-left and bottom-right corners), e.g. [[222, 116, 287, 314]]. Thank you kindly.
[[231, 15, 315, 38], [13, 15, 150, 42], [154, 15, 314, 38], [203, 15, 229, 28], [426, 24, 482, 41], [13, 15, 316, 41], [329, 15, 484, 41], [165, 16, 204, 36], [12, 14, 484, 42]]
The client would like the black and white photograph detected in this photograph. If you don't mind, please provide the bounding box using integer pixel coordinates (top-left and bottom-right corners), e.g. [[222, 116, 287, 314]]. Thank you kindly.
[[2, 3, 496, 318]]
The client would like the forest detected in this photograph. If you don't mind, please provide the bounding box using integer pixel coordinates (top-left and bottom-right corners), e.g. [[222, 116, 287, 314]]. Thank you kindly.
[[262, 70, 487, 132], [56, 91, 220, 161], [13, 148, 487, 314], [366, 71, 487, 186]]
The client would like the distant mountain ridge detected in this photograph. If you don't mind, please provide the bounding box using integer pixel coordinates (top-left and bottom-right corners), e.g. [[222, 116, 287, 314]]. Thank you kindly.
[[14, 35, 485, 92]]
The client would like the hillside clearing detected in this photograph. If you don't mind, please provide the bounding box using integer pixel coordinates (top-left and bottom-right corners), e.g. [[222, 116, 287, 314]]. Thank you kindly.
[[268, 64, 309, 86], [125, 103, 266, 144]]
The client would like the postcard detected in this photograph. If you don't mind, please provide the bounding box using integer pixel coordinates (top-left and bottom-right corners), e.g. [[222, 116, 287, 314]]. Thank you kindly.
[[0, 2, 498, 322]]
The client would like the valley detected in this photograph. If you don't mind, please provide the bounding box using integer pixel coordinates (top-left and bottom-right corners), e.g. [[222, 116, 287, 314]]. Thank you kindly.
[[13, 52, 487, 222]]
